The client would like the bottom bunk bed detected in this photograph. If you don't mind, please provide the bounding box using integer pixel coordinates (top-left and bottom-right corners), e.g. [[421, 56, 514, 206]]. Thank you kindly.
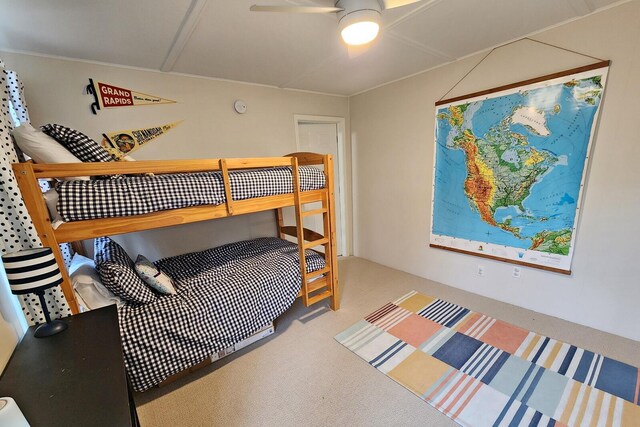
[[74, 236, 325, 392]]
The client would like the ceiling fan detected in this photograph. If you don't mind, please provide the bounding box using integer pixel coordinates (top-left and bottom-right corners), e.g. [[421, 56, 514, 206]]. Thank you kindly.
[[250, 0, 424, 46]]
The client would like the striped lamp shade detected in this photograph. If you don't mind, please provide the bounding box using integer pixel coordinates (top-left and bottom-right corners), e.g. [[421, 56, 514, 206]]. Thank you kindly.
[[2, 248, 63, 295]]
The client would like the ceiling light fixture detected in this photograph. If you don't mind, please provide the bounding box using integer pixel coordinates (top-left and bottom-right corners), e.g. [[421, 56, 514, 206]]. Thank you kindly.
[[251, 0, 424, 47], [337, 0, 382, 46]]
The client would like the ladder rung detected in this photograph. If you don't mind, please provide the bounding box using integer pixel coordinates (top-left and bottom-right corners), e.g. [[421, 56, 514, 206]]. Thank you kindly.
[[306, 290, 333, 306], [298, 277, 328, 297], [307, 266, 330, 279], [302, 208, 327, 217], [304, 237, 329, 249]]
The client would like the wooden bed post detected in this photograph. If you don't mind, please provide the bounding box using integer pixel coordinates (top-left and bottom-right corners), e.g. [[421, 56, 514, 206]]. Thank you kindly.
[[324, 155, 340, 310], [219, 159, 234, 215], [70, 241, 87, 257], [12, 163, 80, 315], [275, 208, 285, 239], [291, 157, 310, 307]]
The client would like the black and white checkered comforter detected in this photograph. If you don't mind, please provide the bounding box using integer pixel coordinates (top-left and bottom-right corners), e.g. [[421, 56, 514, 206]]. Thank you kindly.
[[55, 166, 326, 222], [119, 237, 325, 391]]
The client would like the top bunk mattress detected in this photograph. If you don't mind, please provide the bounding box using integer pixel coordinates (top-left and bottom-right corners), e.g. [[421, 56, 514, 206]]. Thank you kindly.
[[53, 166, 325, 222]]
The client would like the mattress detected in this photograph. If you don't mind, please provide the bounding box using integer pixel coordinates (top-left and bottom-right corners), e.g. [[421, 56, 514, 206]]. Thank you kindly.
[[52, 166, 325, 223], [118, 237, 325, 391]]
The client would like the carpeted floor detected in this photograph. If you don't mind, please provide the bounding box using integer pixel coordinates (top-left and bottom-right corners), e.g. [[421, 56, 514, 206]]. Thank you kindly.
[[135, 257, 640, 426]]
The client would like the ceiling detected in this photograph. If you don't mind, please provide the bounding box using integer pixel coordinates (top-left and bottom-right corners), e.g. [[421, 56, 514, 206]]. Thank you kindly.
[[0, 0, 623, 96]]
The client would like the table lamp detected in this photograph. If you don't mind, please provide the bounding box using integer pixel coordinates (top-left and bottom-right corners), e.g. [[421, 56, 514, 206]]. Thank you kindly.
[[2, 247, 67, 338]]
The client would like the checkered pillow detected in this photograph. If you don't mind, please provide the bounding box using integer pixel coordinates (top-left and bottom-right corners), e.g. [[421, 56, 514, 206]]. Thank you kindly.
[[94, 236, 131, 265], [94, 237, 157, 304], [42, 124, 113, 163]]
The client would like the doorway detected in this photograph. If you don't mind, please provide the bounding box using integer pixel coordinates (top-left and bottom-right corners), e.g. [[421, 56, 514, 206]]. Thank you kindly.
[[294, 115, 347, 256]]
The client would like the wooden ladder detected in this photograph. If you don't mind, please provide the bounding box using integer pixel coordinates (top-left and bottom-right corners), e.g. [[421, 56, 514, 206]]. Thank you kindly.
[[276, 156, 338, 309]]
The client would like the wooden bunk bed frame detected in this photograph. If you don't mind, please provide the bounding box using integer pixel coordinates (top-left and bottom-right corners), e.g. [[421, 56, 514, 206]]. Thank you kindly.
[[12, 152, 340, 316]]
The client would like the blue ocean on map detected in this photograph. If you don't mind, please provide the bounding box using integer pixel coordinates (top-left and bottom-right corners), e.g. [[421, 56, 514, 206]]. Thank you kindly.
[[432, 78, 601, 249]]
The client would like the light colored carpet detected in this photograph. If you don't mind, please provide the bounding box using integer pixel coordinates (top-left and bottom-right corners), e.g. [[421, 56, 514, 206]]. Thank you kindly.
[[135, 257, 640, 426]]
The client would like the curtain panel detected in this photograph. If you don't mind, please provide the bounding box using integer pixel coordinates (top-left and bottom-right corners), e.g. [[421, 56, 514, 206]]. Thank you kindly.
[[0, 59, 72, 324]]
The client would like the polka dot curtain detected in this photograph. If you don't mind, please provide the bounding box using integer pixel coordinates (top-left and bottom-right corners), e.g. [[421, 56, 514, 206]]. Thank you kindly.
[[0, 59, 72, 324], [5, 69, 29, 124]]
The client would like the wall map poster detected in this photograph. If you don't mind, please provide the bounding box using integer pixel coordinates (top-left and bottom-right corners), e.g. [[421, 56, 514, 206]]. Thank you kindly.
[[430, 62, 609, 273]]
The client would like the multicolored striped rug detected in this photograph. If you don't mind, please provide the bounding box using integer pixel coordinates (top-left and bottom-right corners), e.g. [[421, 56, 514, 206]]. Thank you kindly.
[[335, 291, 640, 426]]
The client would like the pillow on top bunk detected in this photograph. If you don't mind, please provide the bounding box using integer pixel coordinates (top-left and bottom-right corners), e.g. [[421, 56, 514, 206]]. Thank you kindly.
[[134, 255, 177, 295], [94, 237, 157, 305], [41, 124, 113, 163], [11, 124, 89, 181]]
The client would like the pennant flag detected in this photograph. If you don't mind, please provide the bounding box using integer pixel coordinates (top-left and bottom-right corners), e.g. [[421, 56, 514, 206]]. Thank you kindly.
[[86, 79, 176, 114], [101, 121, 183, 159]]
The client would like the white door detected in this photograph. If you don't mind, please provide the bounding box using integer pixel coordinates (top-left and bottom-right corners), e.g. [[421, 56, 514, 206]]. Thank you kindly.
[[296, 122, 345, 256]]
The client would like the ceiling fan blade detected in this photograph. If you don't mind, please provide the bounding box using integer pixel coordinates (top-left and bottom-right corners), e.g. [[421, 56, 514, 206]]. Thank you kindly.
[[380, 0, 423, 9], [250, 5, 343, 13]]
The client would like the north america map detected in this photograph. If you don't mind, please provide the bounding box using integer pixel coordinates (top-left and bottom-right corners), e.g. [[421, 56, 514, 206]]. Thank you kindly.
[[430, 66, 608, 272]]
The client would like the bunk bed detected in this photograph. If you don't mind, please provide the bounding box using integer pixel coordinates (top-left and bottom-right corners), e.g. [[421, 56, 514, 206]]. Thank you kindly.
[[12, 153, 340, 389]]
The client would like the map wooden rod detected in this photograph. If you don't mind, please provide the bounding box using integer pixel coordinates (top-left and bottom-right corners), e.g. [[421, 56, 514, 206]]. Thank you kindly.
[[435, 60, 611, 107], [429, 244, 572, 275]]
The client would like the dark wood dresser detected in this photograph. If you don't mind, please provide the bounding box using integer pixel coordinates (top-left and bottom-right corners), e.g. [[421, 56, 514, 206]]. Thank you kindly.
[[0, 305, 138, 426]]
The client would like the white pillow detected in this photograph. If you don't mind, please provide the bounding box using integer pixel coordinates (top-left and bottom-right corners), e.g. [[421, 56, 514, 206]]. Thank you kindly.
[[43, 188, 64, 229], [69, 254, 124, 310], [11, 124, 89, 180]]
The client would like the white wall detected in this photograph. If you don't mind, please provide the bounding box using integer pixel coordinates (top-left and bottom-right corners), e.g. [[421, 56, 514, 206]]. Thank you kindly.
[[0, 52, 350, 259], [0, 264, 26, 372], [350, 2, 640, 341], [0, 316, 18, 372]]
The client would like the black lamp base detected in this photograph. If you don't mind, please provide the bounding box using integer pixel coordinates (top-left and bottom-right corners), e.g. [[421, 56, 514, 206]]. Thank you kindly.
[[34, 319, 68, 338]]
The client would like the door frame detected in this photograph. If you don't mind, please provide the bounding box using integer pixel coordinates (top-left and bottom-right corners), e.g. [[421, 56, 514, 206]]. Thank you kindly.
[[293, 114, 347, 256]]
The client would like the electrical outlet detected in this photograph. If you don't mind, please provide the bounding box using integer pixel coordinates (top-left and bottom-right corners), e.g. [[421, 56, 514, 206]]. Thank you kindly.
[[512, 267, 521, 278], [477, 265, 485, 276]]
